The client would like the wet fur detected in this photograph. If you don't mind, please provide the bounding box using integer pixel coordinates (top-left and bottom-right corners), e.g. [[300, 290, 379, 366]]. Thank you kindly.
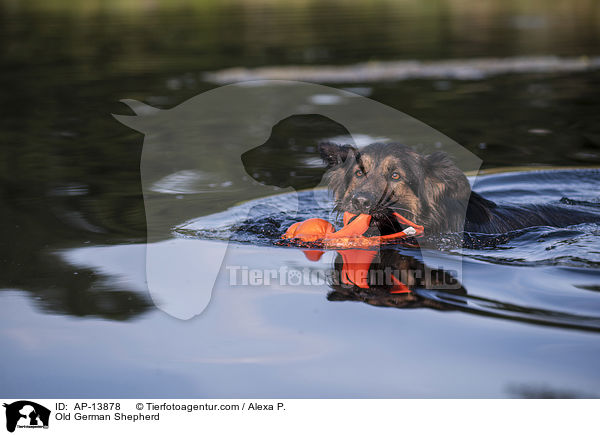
[[320, 142, 599, 234]]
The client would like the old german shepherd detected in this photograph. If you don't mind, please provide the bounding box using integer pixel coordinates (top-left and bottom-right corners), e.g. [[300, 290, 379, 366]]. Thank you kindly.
[[319, 142, 599, 235]]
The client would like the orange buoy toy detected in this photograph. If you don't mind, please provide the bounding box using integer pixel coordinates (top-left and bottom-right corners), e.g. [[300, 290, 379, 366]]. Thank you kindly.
[[282, 211, 424, 248]]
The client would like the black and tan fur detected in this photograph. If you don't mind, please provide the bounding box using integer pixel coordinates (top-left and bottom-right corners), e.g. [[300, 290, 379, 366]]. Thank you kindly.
[[320, 142, 599, 234]]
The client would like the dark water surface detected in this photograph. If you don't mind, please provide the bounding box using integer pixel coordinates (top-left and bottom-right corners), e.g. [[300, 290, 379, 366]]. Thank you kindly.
[[1, 0, 600, 398], [181, 170, 600, 330]]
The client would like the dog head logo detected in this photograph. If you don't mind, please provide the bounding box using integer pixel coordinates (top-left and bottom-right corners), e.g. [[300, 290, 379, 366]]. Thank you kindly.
[[3, 401, 50, 433], [241, 113, 354, 191], [113, 80, 481, 319]]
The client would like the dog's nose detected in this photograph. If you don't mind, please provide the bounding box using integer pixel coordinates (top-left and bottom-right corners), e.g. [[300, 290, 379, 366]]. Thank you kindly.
[[352, 194, 372, 212]]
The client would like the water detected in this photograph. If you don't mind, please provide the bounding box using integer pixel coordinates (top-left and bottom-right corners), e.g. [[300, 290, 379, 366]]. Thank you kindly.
[[180, 169, 600, 330], [1, 0, 600, 398]]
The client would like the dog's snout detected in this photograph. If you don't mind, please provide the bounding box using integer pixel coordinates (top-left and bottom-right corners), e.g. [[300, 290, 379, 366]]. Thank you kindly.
[[352, 193, 373, 212]]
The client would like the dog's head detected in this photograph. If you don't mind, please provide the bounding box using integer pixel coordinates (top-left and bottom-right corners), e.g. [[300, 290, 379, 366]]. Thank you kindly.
[[319, 142, 472, 233]]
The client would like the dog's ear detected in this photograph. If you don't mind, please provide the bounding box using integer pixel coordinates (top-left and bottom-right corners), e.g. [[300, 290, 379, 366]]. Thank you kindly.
[[319, 142, 356, 168]]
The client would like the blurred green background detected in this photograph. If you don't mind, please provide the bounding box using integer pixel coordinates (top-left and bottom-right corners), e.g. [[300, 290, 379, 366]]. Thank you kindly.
[[2, 0, 599, 76]]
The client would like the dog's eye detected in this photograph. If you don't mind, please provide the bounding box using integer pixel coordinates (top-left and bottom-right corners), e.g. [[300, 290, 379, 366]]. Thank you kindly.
[[391, 172, 401, 180], [355, 169, 364, 177]]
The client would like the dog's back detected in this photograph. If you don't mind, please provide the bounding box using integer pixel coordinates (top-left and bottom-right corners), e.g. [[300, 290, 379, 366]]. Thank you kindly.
[[466, 192, 600, 233]]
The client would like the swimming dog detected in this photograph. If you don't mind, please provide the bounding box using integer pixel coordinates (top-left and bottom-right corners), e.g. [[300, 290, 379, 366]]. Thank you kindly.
[[320, 142, 599, 234]]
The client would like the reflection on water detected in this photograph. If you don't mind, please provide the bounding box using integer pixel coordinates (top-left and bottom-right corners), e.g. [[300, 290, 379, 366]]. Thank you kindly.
[[205, 56, 600, 84], [4, 241, 600, 398], [507, 384, 597, 399], [180, 169, 600, 332]]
